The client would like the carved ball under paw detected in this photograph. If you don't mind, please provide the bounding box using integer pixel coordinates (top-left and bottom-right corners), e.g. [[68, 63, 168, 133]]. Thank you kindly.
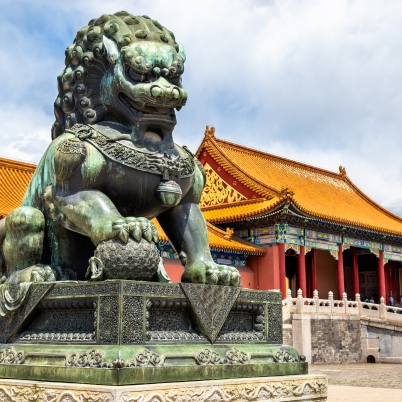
[[93, 238, 160, 280]]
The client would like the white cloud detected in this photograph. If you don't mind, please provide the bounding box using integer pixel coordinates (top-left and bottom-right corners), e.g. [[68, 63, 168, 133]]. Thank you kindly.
[[0, 105, 51, 163], [1, 0, 402, 215]]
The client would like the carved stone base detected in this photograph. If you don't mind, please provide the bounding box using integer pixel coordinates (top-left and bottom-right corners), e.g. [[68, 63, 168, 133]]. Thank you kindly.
[[0, 375, 328, 401], [0, 280, 307, 385]]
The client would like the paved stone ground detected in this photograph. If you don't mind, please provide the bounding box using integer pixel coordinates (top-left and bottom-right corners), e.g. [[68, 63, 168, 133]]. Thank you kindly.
[[310, 363, 402, 401]]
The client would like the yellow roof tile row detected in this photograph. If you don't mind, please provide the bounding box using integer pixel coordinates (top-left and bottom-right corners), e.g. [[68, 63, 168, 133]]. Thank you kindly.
[[198, 132, 402, 235], [0, 157, 35, 218], [202, 198, 281, 223]]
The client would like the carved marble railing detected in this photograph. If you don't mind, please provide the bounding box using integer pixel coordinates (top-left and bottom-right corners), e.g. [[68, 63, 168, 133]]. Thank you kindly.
[[282, 289, 402, 323]]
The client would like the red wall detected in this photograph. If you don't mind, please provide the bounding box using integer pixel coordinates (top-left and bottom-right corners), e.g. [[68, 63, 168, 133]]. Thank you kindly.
[[248, 245, 280, 291]]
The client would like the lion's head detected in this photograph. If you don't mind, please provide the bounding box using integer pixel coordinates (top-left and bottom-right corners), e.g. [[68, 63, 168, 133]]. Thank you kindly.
[[52, 11, 188, 148]]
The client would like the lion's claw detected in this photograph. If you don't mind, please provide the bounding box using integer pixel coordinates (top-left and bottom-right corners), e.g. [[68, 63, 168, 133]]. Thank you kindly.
[[112, 219, 130, 243], [112, 217, 158, 244], [183, 262, 241, 287], [30, 266, 57, 282]]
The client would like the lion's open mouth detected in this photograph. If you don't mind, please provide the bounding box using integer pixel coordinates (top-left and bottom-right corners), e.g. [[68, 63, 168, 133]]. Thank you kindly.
[[117, 93, 177, 147]]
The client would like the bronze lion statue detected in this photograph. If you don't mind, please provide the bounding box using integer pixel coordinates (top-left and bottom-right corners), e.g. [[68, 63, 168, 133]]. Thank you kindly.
[[0, 12, 240, 305]]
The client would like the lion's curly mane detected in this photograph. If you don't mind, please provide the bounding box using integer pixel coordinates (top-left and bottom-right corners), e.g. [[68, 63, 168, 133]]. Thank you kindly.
[[52, 11, 184, 139]]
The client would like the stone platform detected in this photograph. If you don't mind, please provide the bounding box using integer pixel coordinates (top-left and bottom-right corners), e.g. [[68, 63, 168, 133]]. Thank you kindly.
[[0, 280, 309, 385], [0, 375, 328, 401]]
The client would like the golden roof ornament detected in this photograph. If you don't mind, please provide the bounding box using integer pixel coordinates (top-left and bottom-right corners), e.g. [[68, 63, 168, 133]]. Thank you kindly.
[[279, 186, 295, 202], [224, 227, 234, 240], [204, 126, 215, 139], [339, 166, 347, 178]]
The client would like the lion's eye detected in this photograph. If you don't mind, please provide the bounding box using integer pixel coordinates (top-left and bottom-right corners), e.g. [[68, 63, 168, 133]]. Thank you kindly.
[[127, 68, 145, 82]]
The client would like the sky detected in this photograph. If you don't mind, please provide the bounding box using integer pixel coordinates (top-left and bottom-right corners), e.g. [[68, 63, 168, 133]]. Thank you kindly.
[[1, 0, 402, 215]]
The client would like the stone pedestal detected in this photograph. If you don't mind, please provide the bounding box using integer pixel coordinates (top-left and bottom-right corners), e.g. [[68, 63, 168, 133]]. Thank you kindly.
[[0, 281, 327, 399], [0, 375, 328, 401]]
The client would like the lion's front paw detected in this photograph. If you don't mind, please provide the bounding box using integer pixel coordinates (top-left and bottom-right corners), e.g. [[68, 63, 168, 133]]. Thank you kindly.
[[5, 264, 57, 285], [30, 265, 57, 282], [112, 217, 158, 244], [182, 262, 241, 287]]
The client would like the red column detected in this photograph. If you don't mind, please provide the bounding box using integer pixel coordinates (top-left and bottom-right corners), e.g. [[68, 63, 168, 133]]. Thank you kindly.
[[311, 248, 317, 293], [297, 246, 307, 296], [278, 242, 286, 299], [351, 247, 359, 299], [337, 244, 345, 299], [377, 250, 386, 300]]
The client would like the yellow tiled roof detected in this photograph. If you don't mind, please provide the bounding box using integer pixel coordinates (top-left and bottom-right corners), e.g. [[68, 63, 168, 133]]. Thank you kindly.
[[0, 157, 35, 218], [153, 219, 264, 255], [202, 198, 281, 224], [197, 130, 402, 235]]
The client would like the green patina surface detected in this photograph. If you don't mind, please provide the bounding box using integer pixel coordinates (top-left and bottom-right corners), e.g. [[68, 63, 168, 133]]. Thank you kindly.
[[0, 11, 308, 387]]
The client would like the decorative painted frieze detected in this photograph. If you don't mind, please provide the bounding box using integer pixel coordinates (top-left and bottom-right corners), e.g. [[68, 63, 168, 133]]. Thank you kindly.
[[383, 252, 401, 262], [343, 237, 382, 250], [245, 225, 399, 260], [234, 229, 250, 238], [305, 230, 341, 243], [250, 227, 276, 245], [380, 244, 402, 262], [274, 223, 288, 242], [383, 244, 402, 254], [275, 224, 304, 246], [253, 234, 276, 245], [305, 240, 338, 252]]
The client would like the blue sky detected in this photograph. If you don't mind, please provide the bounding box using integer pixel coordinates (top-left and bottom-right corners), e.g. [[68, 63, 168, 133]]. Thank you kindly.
[[2, 0, 402, 215]]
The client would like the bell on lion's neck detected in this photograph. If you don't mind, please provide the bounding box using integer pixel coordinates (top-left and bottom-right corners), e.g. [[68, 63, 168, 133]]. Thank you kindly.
[[156, 180, 182, 207]]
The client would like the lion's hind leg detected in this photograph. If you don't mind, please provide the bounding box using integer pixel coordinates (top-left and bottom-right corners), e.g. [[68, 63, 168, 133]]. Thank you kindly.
[[2, 207, 46, 281]]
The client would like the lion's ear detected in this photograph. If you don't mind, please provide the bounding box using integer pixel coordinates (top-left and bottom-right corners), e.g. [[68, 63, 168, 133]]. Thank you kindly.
[[178, 44, 186, 62], [102, 35, 119, 65]]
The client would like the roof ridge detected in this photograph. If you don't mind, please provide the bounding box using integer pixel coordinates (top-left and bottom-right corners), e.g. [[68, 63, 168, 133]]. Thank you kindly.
[[201, 197, 268, 211], [289, 198, 402, 236], [213, 136, 345, 180], [343, 176, 402, 224], [0, 157, 37, 171], [203, 198, 284, 224], [203, 136, 280, 198]]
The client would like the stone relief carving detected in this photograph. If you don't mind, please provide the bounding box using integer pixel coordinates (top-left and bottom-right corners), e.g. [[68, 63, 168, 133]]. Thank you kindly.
[[119, 378, 328, 401], [130, 349, 165, 367], [194, 348, 223, 365], [0, 384, 113, 402], [194, 348, 250, 365], [0, 376, 327, 402], [225, 348, 250, 364], [0, 348, 25, 364], [147, 331, 206, 342], [181, 283, 240, 342], [16, 332, 95, 342], [66, 349, 112, 368], [267, 303, 282, 344]]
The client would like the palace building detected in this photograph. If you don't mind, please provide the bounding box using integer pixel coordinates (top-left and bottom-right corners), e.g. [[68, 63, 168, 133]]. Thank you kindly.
[[194, 126, 402, 302], [1, 128, 402, 303]]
